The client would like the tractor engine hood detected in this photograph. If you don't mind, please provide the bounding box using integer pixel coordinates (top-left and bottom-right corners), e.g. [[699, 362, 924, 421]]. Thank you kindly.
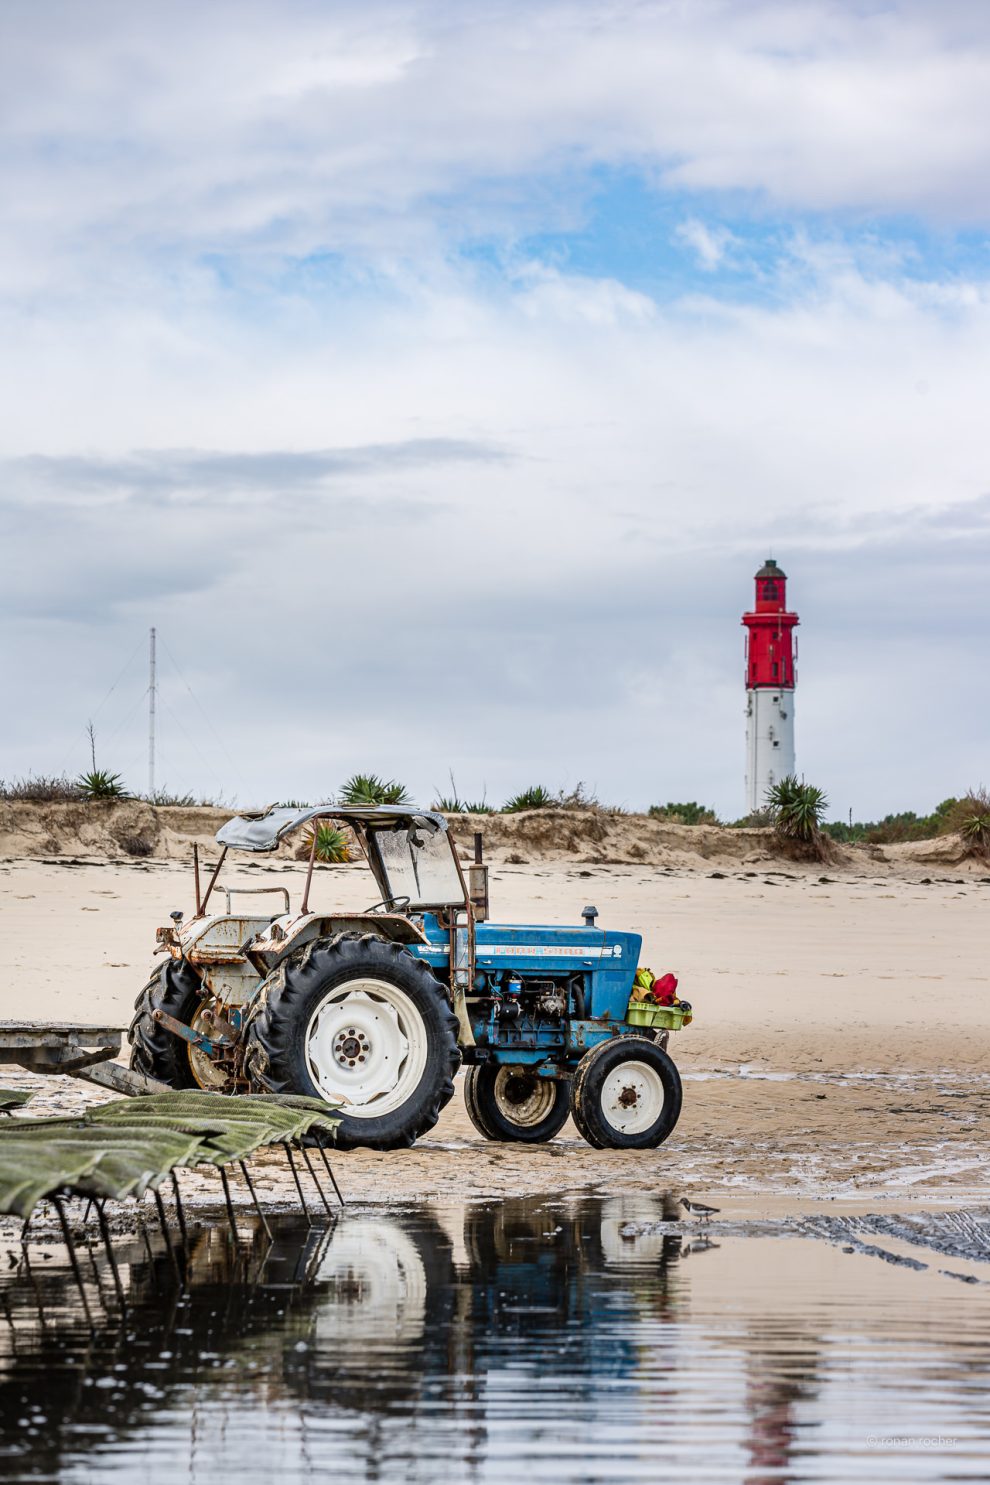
[[472, 922, 641, 970]]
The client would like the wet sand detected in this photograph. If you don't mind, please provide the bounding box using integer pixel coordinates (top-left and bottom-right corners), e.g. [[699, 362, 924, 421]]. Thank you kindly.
[[0, 854, 986, 1208]]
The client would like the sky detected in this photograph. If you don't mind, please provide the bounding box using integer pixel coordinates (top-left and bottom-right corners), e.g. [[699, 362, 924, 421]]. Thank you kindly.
[[2, 0, 989, 820]]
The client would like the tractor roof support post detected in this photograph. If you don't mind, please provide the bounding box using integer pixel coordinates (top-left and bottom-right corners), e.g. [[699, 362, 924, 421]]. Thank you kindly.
[[199, 847, 228, 917], [446, 828, 478, 1005], [300, 819, 320, 916], [193, 844, 202, 918]]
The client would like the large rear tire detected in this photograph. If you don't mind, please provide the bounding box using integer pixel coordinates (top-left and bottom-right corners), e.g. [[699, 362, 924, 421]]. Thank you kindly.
[[463, 1064, 570, 1143], [128, 959, 204, 1088], [570, 1037, 682, 1150], [244, 935, 460, 1151]]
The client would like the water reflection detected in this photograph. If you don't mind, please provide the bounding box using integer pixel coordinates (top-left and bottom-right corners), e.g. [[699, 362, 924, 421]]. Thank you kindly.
[[0, 1194, 987, 1482]]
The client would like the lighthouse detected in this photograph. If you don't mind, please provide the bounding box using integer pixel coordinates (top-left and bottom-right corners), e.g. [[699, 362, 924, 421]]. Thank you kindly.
[[742, 559, 799, 813]]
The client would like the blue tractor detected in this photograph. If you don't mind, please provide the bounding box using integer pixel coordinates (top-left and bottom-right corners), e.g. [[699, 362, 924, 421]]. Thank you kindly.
[[129, 806, 688, 1151]]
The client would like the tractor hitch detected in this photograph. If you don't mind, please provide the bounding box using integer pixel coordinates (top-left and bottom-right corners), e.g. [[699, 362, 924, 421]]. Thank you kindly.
[[152, 1008, 234, 1055]]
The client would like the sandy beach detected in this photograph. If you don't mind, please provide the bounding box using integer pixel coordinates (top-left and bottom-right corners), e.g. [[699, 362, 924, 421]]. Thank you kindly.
[[1, 837, 986, 1210]]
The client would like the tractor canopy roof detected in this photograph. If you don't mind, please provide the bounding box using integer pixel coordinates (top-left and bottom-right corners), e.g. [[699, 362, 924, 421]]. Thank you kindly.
[[215, 804, 448, 854]]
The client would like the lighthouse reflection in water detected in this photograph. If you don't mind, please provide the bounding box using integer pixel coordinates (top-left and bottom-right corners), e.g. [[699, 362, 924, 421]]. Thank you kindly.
[[1, 1196, 987, 1483]]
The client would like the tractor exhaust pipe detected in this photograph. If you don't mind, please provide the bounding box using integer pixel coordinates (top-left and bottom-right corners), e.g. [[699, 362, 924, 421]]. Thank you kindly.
[[468, 832, 489, 921]]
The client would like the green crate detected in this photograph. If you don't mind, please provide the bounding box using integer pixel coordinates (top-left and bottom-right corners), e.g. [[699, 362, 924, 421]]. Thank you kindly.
[[625, 1000, 689, 1031]]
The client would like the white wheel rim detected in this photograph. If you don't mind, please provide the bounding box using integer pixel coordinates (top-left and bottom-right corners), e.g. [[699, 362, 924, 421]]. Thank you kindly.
[[315, 1220, 427, 1345], [600, 1060, 665, 1135], [493, 1067, 557, 1128], [305, 978, 428, 1118]]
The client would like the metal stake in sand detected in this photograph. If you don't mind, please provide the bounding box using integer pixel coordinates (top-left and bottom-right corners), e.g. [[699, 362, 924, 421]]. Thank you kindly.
[[153, 1188, 182, 1280], [298, 1142, 334, 1220], [218, 1165, 240, 1241], [316, 1143, 345, 1207], [237, 1161, 272, 1241], [19, 1241, 49, 1334], [53, 1196, 95, 1330], [94, 1201, 128, 1315], [284, 1144, 313, 1227], [82, 1223, 109, 1308], [170, 1171, 190, 1252], [137, 1209, 159, 1291]]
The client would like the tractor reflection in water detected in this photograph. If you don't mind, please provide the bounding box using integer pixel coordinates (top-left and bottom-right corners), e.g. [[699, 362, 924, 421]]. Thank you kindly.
[[0, 1195, 686, 1482]]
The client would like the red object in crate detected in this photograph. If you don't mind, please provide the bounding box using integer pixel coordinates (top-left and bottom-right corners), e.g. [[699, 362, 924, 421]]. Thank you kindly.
[[652, 973, 679, 1005]]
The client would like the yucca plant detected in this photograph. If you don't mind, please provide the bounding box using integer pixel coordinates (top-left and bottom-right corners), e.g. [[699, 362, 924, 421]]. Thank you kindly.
[[338, 773, 411, 807], [302, 824, 352, 863], [432, 771, 490, 813], [502, 785, 555, 813], [945, 787, 990, 858], [766, 775, 831, 860], [76, 769, 129, 800]]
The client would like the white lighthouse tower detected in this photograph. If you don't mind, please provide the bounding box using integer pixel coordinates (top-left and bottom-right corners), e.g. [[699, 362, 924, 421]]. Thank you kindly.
[[742, 559, 798, 813]]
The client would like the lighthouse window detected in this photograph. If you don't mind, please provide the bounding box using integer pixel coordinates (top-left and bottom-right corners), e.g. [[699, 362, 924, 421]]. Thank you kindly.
[[773, 740, 780, 748], [772, 662, 779, 679], [763, 580, 778, 600]]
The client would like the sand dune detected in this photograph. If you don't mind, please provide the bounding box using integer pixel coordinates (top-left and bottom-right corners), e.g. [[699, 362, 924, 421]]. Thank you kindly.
[[0, 799, 981, 875]]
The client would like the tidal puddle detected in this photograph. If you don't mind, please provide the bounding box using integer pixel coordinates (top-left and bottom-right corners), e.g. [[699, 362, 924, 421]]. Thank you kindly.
[[1, 1195, 988, 1482]]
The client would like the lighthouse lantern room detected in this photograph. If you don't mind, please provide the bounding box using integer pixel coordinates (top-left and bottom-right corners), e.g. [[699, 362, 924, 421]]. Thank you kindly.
[[742, 559, 799, 813]]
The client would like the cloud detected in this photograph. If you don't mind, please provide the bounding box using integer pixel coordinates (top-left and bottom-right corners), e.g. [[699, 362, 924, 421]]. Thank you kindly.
[[3, 439, 505, 505], [673, 219, 739, 272], [2, 3, 990, 817], [6, 1, 990, 302]]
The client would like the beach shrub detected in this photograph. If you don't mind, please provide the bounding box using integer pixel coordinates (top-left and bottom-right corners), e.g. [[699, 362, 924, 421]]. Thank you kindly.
[[557, 782, 620, 812], [824, 798, 959, 844], [76, 770, 129, 800], [766, 776, 831, 861], [501, 782, 618, 813], [649, 802, 719, 826], [302, 823, 352, 863], [339, 773, 411, 806], [502, 785, 555, 812], [432, 772, 491, 813], [727, 808, 773, 829], [0, 774, 81, 801], [145, 788, 197, 807]]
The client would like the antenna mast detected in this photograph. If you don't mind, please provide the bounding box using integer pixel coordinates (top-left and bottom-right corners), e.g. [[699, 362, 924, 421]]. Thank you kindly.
[[148, 627, 156, 798]]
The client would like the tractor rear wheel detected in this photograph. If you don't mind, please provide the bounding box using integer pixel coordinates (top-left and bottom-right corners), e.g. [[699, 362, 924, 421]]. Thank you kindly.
[[244, 935, 460, 1151], [463, 1064, 570, 1143], [571, 1037, 682, 1150], [128, 959, 205, 1089]]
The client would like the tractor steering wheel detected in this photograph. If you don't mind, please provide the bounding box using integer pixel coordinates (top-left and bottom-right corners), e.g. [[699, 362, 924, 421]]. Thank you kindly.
[[365, 896, 411, 914]]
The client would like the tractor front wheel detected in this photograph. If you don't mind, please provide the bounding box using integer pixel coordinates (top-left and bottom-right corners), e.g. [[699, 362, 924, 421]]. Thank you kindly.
[[244, 935, 460, 1151], [463, 1064, 570, 1143], [571, 1037, 682, 1150]]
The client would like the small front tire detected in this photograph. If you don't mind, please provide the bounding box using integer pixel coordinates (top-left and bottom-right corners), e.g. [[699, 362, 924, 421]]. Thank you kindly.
[[571, 1037, 682, 1150], [463, 1064, 570, 1143]]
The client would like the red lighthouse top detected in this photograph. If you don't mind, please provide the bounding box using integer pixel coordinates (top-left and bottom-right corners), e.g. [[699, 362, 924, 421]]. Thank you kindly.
[[742, 559, 798, 689]]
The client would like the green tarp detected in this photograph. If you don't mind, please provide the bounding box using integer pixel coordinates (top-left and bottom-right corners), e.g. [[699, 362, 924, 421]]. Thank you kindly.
[[0, 1091, 340, 1218]]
